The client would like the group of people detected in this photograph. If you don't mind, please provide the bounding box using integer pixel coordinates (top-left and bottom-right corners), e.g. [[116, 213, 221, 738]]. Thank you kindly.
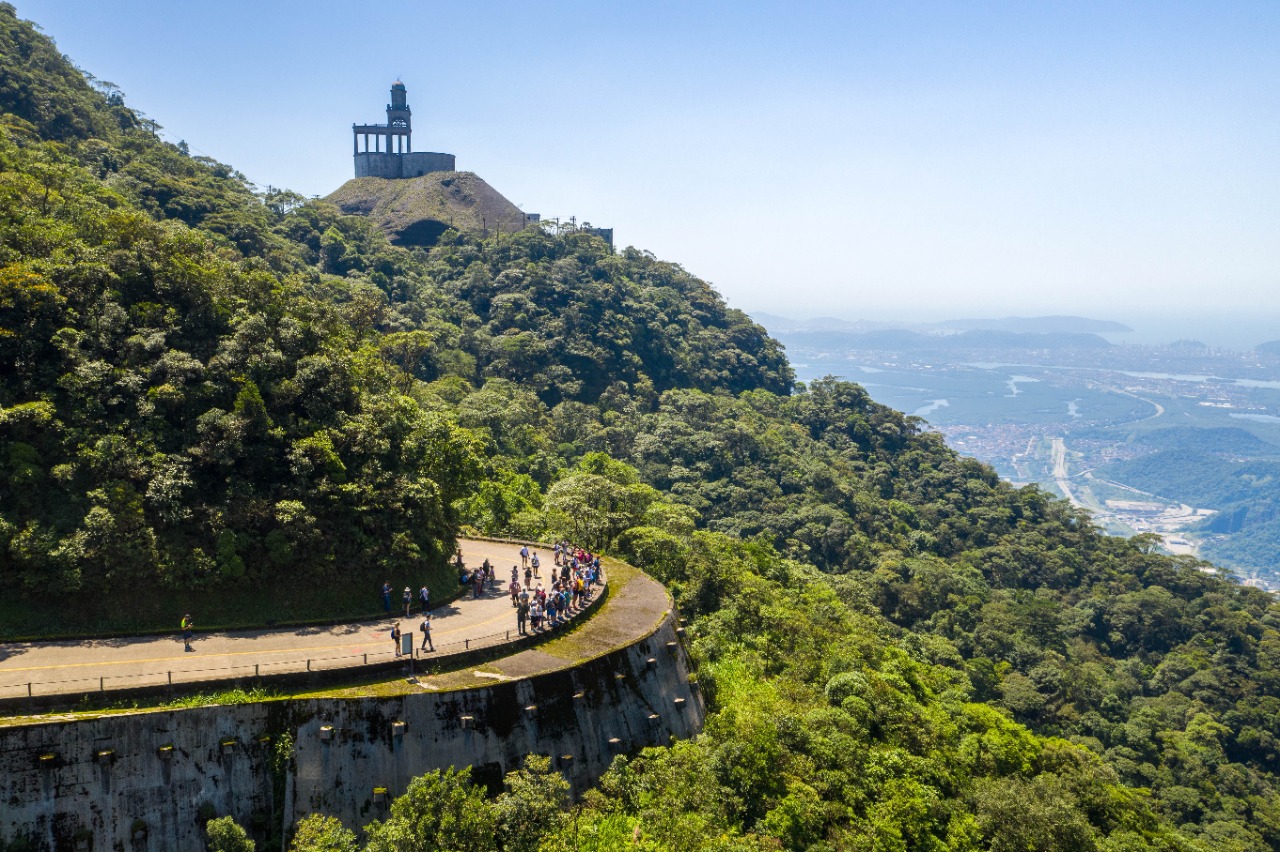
[[379, 540, 605, 659], [383, 579, 434, 656], [390, 617, 433, 656], [383, 580, 431, 618], [511, 542, 603, 636]]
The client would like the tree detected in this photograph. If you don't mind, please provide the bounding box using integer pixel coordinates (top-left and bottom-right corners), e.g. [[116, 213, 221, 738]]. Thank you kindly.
[[289, 814, 358, 852], [363, 768, 497, 852], [206, 816, 255, 852], [492, 755, 570, 852]]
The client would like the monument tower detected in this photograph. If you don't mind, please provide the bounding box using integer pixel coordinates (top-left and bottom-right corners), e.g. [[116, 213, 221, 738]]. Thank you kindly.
[[352, 82, 455, 179]]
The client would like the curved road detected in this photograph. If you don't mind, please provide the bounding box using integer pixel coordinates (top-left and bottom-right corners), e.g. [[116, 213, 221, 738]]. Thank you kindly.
[[0, 539, 568, 701]]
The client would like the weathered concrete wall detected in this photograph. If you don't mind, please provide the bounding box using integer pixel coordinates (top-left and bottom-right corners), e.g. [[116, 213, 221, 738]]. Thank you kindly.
[[354, 152, 455, 179], [0, 614, 701, 851]]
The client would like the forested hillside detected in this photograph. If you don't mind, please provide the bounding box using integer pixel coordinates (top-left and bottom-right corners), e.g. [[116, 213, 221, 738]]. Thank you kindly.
[[4, 6, 1280, 850]]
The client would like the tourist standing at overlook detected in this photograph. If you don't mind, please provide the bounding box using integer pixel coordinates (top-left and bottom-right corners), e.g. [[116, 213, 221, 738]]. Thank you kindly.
[[419, 615, 433, 652]]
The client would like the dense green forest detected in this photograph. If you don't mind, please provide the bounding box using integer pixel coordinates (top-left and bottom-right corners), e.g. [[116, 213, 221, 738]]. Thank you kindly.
[[5, 5, 1280, 850]]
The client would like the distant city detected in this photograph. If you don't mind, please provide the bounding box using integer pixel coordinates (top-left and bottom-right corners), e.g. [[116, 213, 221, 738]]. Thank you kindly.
[[756, 312, 1280, 590]]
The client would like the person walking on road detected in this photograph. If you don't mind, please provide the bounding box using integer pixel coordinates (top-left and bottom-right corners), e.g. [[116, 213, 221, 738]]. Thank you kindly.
[[520, 545, 529, 568], [419, 585, 430, 616], [391, 623, 402, 656], [181, 614, 194, 652], [531, 551, 540, 578], [419, 615, 433, 652], [402, 587, 413, 617]]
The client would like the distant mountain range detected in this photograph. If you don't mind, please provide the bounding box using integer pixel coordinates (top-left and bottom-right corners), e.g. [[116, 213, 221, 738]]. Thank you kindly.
[[752, 313, 1133, 335], [1257, 340, 1280, 357], [776, 328, 1114, 352]]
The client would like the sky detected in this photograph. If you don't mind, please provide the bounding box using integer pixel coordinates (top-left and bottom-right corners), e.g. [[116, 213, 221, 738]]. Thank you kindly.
[[16, 1, 1280, 332]]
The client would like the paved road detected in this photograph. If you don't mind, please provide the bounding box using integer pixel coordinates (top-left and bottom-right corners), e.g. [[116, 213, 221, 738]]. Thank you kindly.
[[0, 539, 566, 700], [1051, 436, 1084, 509]]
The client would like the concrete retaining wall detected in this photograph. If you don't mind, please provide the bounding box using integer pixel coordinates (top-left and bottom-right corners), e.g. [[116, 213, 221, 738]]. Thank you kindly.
[[0, 614, 702, 851], [354, 152, 455, 179]]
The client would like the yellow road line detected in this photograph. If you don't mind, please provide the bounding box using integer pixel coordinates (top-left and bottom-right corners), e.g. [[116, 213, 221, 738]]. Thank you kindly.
[[0, 606, 518, 674]]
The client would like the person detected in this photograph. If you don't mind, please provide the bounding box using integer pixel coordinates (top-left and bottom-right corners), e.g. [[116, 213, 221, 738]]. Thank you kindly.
[[524, 564, 533, 588], [516, 599, 529, 635], [382, 581, 392, 614], [510, 565, 519, 585], [419, 615, 433, 652], [519, 545, 529, 567], [509, 578, 520, 607], [391, 623, 402, 656], [472, 570, 483, 599], [181, 614, 194, 652], [531, 551, 540, 578], [419, 585, 430, 616], [402, 587, 412, 618]]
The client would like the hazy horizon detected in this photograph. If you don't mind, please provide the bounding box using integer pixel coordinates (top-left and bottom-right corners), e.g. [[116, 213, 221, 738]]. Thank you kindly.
[[747, 307, 1280, 352]]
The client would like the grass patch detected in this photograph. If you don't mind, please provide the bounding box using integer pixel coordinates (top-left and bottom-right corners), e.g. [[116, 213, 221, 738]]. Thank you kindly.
[[162, 686, 283, 709], [0, 686, 284, 727]]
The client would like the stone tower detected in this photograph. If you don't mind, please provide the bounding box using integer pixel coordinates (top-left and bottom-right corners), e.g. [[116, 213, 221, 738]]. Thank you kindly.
[[352, 82, 455, 179]]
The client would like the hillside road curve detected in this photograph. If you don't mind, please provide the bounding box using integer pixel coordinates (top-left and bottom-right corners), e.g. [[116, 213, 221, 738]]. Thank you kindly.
[[0, 538, 571, 701]]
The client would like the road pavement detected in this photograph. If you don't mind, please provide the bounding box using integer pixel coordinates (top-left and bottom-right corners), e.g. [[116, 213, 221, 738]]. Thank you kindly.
[[0, 538, 566, 700]]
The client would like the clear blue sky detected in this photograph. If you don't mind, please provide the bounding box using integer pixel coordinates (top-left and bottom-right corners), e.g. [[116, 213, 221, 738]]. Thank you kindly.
[[17, 1, 1280, 327]]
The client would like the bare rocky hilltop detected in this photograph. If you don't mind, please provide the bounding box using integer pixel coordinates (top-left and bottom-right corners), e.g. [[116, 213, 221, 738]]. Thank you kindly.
[[326, 171, 529, 248]]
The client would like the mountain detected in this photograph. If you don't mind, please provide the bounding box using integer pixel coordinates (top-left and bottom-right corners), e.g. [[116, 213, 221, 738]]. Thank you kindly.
[[933, 315, 1133, 334], [1256, 339, 1280, 357], [5, 6, 1280, 850], [326, 171, 528, 248], [780, 328, 1114, 351], [753, 313, 1132, 336]]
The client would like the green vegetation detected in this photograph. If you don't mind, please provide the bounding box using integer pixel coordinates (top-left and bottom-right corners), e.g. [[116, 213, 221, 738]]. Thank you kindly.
[[208, 816, 257, 852], [5, 5, 1280, 850]]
